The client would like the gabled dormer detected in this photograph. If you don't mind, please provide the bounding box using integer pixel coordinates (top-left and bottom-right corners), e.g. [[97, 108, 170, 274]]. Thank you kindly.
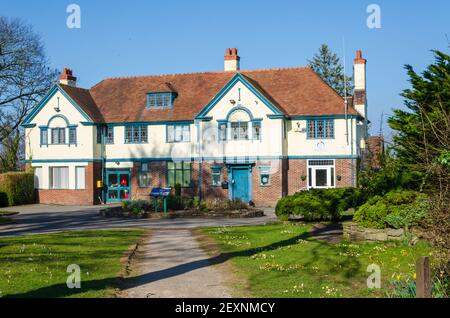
[[146, 82, 177, 108]]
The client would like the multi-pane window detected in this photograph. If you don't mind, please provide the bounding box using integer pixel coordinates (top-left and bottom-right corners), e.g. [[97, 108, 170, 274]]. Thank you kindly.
[[125, 125, 148, 144], [307, 119, 334, 139], [252, 122, 262, 140], [40, 128, 48, 145], [139, 162, 151, 188], [51, 128, 65, 144], [167, 124, 190, 143], [97, 126, 114, 144], [49, 167, 69, 189], [218, 123, 227, 141], [231, 122, 249, 140], [69, 127, 77, 145], [75, 166, 85, 189], [167, 161, 191, 187], [211, 167, 222, 187], [259, 166, 271, 186], [147, 93, 174, 108]]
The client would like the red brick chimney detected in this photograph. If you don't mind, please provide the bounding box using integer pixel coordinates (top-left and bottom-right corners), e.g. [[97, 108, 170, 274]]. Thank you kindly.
[[59, 68, 77, 87], [224, 48, 240, 72]]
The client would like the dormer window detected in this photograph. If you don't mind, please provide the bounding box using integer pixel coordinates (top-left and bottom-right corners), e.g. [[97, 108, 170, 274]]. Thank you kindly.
[[146, 82, 177, 108], [147, 92, 175, 108]]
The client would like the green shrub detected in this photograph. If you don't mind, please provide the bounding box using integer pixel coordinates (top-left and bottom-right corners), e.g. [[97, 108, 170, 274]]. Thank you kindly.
[[205, 198, 249, 211], [0, 192, 8, 207], [124, 199, 152, 212], [275, 188, 360, 221], [353, 190, 427, 229], [0, 172, 35, 206]]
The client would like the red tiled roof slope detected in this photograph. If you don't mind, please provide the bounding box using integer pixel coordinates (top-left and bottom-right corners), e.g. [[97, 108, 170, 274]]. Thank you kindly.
[[65, 67, 359, 123], [58, 84, 105, 122]]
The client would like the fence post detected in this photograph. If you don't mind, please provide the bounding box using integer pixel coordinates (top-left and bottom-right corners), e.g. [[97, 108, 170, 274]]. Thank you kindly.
[[416, 256, 432, 298]]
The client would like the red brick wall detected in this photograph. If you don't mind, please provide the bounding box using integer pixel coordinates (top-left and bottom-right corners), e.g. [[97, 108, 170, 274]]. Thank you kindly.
[[131, 161, 167, 200], [335, 159, 357, 188], [251, 161, 283, 207], [37, 162, 101, 206], [286, 159, 308, 195]]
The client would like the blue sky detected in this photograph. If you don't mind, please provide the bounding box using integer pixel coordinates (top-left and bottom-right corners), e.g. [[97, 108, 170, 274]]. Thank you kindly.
[[1, 0, 449, 136]]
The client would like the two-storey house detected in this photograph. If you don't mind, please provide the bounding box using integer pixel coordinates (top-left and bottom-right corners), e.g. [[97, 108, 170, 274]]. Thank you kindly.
[[21, 48, 368, 206]]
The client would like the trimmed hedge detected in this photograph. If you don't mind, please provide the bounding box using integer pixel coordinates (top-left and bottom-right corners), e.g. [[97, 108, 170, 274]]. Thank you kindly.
[[353, 189, 428, 229], [275, 188, 362, 221], [0, 172, 36, 207]]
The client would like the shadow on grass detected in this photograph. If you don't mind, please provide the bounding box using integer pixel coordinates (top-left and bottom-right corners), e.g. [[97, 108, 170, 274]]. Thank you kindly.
[[6, 223, 362, 298]]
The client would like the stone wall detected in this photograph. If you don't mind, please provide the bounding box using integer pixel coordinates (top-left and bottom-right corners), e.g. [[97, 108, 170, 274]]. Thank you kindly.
[[343, 221, 405, 242]]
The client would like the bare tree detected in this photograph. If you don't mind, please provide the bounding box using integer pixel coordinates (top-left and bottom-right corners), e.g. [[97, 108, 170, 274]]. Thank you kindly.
[[0, 17, 57, 171]]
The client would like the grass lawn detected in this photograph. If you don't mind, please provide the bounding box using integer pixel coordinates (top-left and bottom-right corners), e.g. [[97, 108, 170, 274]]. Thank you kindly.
[[0, 229, 144, 298], [202, 223, 432, 298]]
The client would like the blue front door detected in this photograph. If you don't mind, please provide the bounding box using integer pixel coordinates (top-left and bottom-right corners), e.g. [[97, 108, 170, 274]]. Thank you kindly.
[[231, 167, 251, 203]]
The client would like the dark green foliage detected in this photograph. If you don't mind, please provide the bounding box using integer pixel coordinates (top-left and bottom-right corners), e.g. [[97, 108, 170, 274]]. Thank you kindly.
[[275, 188, 360, 221], [308, 44, 353, 96], [0, 191, 8, 207], [0, 172, 35, 206], [174, 183, 181, 197], [353, 190, 427, 229], [121, 199, 152, 212]]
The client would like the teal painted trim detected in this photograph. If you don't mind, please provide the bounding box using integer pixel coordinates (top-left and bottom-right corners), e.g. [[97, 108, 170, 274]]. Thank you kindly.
[[25, 159, 102, 163], [47, 114, 70, 127], [351, 117, 355, 187], [25, 155, 359, 165], [225, 105, 254, 121], [196, 73, 283, 118], [80, 122, 99, 126], [108, 120, 194, 127], [267, 114, 286, 119], [196, 116, 212, 122], [289, 114, 363, 120], [22, 124, 36, 128], [21, 84, 93, 126]]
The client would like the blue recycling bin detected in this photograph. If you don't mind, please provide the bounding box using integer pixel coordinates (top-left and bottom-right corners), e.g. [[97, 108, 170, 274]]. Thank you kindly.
[[150, 187, 172, 213]]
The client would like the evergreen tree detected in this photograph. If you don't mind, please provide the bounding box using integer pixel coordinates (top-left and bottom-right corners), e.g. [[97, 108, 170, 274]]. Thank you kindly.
[[308, 44, 353, 96]]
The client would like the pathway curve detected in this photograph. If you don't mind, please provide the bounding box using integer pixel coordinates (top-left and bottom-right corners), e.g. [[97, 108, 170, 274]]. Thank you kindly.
[[120, 229, 232, 298]]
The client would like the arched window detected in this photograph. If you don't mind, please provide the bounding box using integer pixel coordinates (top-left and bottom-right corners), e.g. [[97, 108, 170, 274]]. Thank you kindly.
[[218, 106, 262, 142], [40, 115, 77, 146]]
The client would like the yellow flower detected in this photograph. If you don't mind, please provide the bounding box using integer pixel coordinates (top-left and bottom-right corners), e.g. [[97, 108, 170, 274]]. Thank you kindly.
[[413, 273, 417, 280]]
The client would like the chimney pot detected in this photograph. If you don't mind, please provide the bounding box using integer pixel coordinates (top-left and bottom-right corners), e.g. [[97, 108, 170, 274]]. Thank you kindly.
[[224, 48, 240, 71], [59, 67, 77, 87]]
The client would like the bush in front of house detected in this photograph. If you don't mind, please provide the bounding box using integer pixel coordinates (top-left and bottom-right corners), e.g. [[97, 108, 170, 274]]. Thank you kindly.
[[275, 188, 361, 221], [353, 189, 428, 229], [0, 172, 35, 207]]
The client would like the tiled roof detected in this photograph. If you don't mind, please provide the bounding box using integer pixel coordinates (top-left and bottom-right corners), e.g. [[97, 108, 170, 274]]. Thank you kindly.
[[63, 67, 359, 123], [58, 84, 105, 122]]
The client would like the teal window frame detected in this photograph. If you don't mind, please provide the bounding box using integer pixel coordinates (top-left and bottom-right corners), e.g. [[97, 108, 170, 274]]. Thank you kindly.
[[69, 127, 77, 145], [51, 128, 65, 145], [307, 119, 335, 139], [147, 92, 175, 108], [166, 124, 190, 143], [125, 125, 148, 144], [139, 162, 151, 188], [252, 121, 262, 141], [230, 121, 249, 140], [40, 128, 48, 145], [211, 166, 222, 187], [97, 126, 114, 144], [167, 161, 192, 188]]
